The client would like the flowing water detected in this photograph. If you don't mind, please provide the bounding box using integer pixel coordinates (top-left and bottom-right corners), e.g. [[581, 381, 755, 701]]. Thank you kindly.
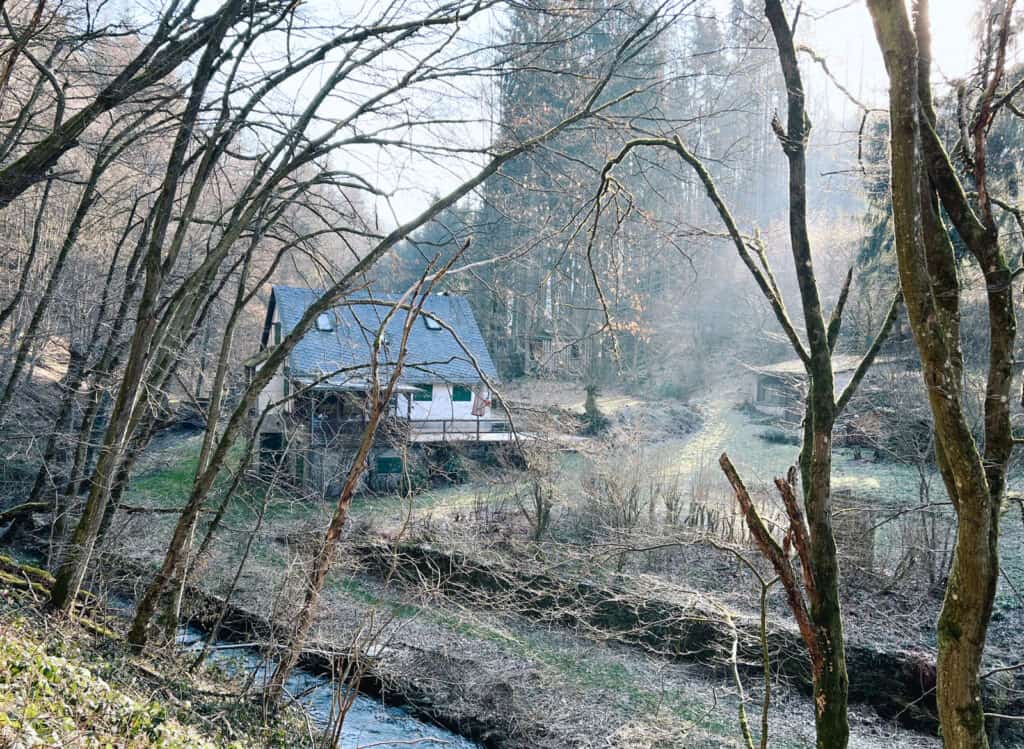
[[175, 626, 478, 749], [4, 560, 477, 748], [75, 583, 477, 749]]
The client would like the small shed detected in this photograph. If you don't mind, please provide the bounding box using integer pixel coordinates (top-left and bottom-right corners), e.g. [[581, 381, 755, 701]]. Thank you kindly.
[[748, 354, 888, 417]]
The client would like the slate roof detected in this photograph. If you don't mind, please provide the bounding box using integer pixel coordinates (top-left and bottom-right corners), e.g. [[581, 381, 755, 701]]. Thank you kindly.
[[269, 286, 499, 386]]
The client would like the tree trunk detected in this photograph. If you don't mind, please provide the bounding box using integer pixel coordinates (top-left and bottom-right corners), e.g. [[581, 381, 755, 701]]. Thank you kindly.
[[866, 2, 1015, 745], [265, 396, 387, 703], [764, 2, 848, 743], [158, 237, 255, 638], [48, 1, 240, 612], [48, 314, 159, 611]]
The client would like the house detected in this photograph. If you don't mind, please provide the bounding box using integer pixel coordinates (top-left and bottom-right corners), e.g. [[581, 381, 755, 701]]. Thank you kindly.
[[252, 285, 511, 491], [748, 354, 903, 417]]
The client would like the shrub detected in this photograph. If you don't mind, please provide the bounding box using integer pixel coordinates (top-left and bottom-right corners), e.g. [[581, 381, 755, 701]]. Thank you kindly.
[[426, 444, 469, 485], [581, 384, 610, 436], [757, 428, 799, 446]]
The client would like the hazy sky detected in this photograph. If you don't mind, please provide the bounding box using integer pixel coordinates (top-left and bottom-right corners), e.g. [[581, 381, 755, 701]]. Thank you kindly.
[[122, 1, 1015, 226], [801, 0, 984, 103], [362, 0, 1010, 225]]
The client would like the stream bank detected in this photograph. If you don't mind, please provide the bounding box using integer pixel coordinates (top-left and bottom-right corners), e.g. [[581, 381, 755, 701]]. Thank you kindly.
[[174, 624, 479, 749], [51, 390, 1022, 749], [351, 540, 1024, 742], [97, 551, 537, 748]]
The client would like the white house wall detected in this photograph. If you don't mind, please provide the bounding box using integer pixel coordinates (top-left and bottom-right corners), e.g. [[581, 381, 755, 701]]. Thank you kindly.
[[405, 384, 490, 421], [257, 370, 285, 417]]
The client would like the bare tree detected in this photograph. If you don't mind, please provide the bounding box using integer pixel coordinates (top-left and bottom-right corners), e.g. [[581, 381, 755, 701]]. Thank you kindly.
[[592, 3, 901, 746], [262, 277, 446, 702], [0, 0, 290, 209], [113, 0, 675, 648]]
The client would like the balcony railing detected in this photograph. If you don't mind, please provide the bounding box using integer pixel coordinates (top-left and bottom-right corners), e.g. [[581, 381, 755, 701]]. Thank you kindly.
[[307, 416, 513, 445], [407, 418, 512, 442]]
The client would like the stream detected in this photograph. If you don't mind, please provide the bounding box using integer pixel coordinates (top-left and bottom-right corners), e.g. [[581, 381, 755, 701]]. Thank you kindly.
[[92, 588, 479, 749], [4, 549, 478, 748], [174, 626, 478, 748]]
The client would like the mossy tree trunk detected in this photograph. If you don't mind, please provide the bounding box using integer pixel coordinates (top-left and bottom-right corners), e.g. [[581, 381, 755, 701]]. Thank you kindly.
[[866, 2, 1016, 746], [48, 2, 242, 613], [762, 2, 849, 742]]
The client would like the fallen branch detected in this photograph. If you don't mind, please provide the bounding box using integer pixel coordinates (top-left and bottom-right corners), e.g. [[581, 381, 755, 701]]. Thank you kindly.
[[0, 501, 47, 524]]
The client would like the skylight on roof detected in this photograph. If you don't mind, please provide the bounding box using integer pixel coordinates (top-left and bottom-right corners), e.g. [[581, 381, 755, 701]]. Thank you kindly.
[[423, 316, 442, 331], [316, 313, 334, 332]]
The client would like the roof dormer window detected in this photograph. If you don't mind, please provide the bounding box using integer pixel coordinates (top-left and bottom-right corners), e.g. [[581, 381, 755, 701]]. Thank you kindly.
[[316, 313, 334, 332], [423, 316, 442, 331]]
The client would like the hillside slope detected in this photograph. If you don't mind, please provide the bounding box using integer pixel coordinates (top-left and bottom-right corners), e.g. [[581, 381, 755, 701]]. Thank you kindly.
[[0, 578, 301, 749]]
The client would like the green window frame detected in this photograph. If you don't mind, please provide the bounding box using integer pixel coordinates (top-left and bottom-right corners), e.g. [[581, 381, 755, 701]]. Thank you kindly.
[[452, 385, 472, 402], [273, 321, 282, 345], [376, 455, 403, 474], [413, 384, 433, 402]]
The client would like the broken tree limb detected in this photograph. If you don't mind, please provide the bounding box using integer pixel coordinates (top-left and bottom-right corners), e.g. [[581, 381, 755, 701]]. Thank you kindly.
[[775, 469, 817, 606], [718, 452, 820, 671]]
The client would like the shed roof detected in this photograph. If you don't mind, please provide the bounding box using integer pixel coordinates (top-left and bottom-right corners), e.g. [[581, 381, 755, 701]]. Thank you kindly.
[[269, 286, 499, 386], [751, 354, 872, 378]]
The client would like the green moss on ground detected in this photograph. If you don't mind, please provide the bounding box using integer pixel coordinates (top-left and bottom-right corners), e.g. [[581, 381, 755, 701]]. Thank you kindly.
[[128, 437, 203, 507], [0, 583, 306, 749], [0, 618, 239, 748]]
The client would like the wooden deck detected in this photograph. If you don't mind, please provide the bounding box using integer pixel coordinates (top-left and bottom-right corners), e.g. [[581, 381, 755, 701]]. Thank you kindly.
[[407, 418, 516, 443]]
